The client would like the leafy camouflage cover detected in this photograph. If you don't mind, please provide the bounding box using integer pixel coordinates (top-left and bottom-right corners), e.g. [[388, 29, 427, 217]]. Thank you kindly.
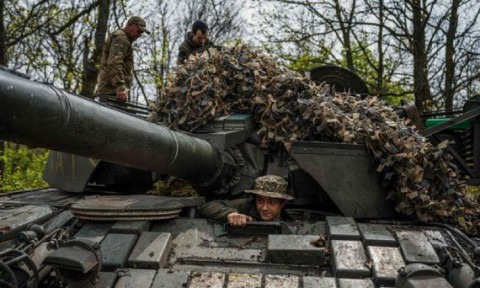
[[150, 44, 479, 235]]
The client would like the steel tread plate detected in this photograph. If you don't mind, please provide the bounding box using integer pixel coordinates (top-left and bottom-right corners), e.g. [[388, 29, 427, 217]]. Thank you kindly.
[[71, 195, 205, 212]]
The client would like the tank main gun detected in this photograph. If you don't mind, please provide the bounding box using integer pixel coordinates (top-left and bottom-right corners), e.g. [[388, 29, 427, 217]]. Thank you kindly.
[[0, 67, 222, 186]]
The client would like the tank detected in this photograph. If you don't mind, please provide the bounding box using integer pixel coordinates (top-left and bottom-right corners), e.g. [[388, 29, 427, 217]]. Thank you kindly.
[[1, 66, 479, 288]]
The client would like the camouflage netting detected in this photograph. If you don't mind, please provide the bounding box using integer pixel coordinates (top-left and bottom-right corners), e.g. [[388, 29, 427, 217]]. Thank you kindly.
[[150, 44, 480, 235], [149, 176, 198, 197]]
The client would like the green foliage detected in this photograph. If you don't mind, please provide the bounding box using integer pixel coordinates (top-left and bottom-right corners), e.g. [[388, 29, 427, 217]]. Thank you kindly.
[[0, 143, 49, 193], [286, 43, 413, 106], [288, 51, 332, 72], [223, 37, 249, 49]]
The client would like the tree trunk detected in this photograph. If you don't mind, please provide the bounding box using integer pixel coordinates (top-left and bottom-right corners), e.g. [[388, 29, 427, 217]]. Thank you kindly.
[[80, 0, 110, 98], [444, 0, 460, 112], [334, 0, 355, 71], [376, 0, 384, 95], [0, 1, 6, 66], [411, 0, 432, 113], [0, 0, 6, 190]]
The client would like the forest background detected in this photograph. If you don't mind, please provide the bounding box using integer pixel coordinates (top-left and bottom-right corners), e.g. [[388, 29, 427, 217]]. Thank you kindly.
[[1, 0, 480, 192]]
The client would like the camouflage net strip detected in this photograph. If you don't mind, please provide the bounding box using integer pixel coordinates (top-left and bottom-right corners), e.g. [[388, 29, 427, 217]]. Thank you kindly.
[[148, 176, 198, 197], [150, 45, 480, 235]]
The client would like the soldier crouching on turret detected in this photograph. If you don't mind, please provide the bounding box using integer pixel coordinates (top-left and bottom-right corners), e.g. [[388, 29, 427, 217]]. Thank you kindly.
[[198, 175, 295, 227]]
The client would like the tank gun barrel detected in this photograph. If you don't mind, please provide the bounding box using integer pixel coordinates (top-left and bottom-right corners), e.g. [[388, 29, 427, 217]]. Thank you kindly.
[[0, 68, 221, 185]]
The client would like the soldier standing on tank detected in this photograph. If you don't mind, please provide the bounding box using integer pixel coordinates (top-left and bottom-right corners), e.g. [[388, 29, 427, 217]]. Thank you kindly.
[[177, 20, 215, 65], [95, 16, 150, 106], [198, 175, 295, 227]]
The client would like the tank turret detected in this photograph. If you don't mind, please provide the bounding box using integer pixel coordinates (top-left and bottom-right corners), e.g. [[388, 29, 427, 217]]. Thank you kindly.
[[0, 66, 395, 218]]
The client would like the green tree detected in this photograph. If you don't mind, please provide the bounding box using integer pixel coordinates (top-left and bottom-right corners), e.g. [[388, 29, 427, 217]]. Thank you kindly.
[[0, 144, 48, 193], [287, 43, 412, 106], [253, 0, 480, 113]]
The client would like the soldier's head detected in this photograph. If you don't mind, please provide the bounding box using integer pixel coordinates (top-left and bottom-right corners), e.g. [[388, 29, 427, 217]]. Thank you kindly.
[[191, 20, 209, 47], [125, 16, 151, 41], [245, 175, 294, 221]]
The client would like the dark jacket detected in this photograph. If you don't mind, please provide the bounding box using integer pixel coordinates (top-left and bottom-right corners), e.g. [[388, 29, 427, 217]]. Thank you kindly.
[[177, 31, 215, 65], [198, 197, 293, 222], [95, 29, 134, 97]]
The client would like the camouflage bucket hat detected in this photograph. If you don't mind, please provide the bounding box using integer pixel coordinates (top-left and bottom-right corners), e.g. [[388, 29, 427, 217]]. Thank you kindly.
[[245, 175, 294, 201], [128, 16, 151, 34]]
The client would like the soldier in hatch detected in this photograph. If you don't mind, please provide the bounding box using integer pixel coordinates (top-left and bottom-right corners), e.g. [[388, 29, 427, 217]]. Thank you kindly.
[[198, 175, 295, 227], [177, 20, 215, 65], [95, 16, 150, 105]]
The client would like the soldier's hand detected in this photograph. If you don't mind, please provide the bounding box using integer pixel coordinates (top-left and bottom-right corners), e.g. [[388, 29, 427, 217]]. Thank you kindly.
[[116, 90, 128, 102], [227, 212, 253, 227]]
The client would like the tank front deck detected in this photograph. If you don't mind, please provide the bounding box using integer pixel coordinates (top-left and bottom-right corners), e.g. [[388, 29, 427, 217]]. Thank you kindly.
[[0, 189, 468, 288]]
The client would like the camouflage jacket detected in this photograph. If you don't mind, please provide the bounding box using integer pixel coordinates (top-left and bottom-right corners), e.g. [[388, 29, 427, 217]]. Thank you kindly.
[[198, 197, 293, 222], [177, 32, 215, 65], [95, 29, 134, 97]]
